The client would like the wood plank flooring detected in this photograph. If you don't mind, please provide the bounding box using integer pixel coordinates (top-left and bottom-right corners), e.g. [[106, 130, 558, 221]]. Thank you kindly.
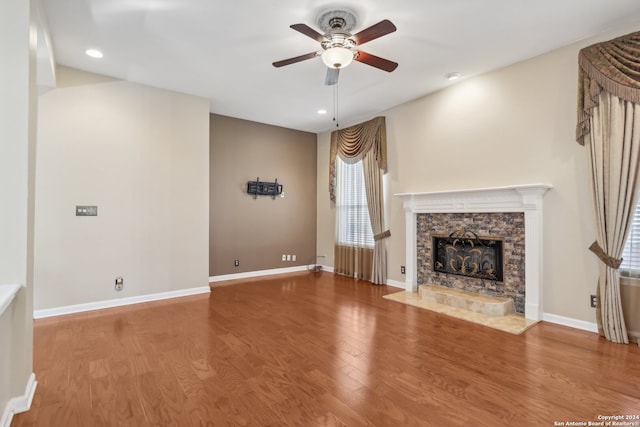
[[13, 271, 640, 426]]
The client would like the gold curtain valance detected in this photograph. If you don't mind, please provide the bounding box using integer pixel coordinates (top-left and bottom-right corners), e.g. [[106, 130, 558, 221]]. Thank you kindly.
[[329, 116, 387, 202], [576, 31, 640, 145]]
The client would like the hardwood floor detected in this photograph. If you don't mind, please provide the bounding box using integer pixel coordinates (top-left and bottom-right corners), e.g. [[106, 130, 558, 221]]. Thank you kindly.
[[13, 271, 640, 426]]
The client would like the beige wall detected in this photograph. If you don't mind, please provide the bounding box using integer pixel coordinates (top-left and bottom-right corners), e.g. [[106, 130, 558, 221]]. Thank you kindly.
[[210, 114, 317, 276], [0, 0, 36, 416], [316, 137, 335, 267], [317, 22, 640, 325], [34, 66, 210, 310]]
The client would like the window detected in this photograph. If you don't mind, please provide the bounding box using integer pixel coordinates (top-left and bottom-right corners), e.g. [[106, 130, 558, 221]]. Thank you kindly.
[[621, 201, 640, 276], [335, 157, 374, 247]]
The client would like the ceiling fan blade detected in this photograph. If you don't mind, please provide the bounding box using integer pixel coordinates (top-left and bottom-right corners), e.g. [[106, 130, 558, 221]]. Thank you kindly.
[[290, 23, 326, 43], [272, 52, 318, 68], [354, 50, 398, 72], [325, 68, 340, 86], [352, 19, 397, 45]]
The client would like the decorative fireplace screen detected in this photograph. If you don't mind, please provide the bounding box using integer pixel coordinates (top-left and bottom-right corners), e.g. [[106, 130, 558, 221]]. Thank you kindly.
[[432, 227, 504, 282]]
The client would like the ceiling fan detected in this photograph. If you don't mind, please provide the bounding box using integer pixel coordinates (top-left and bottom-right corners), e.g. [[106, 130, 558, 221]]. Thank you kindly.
[[272, 10, 398, 86]]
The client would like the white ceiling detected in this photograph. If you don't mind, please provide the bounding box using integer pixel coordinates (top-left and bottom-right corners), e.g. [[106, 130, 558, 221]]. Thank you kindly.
[[41, 0, 640, 133]]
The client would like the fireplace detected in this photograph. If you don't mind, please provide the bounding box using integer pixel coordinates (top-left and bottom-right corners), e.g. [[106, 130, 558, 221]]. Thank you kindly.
[[432, 227, 504, 282], [419, 213, 523, 312], [396, 184, 551, 321]]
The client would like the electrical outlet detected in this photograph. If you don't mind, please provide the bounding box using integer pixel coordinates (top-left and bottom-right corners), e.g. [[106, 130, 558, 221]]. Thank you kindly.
[[234, 259, 239, 267], [590, 294, 597, 308], [401, 265, 406, 274], [115, 277, 123, 291], [286, 254, 291, 261], [282, 254, 286, 261], [292, 255, 296, 261]]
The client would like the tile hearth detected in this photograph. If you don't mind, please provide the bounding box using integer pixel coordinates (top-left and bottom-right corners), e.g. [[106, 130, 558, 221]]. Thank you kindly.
[[419, 284, 514, 316], [383, 286, 538, 335]]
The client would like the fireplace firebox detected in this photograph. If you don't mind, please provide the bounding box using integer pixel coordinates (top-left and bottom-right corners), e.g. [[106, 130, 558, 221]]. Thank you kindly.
[[432, 227, 503, 282]]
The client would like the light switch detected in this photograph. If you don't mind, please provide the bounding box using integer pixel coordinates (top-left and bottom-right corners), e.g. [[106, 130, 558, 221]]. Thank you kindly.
[[76, 205, 98, 216]]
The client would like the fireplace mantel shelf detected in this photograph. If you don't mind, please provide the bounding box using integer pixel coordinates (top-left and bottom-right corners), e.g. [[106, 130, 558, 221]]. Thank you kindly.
[[395, 183, 552, 199], [395, 183, 552, 321], [395, 184, 552, 214]]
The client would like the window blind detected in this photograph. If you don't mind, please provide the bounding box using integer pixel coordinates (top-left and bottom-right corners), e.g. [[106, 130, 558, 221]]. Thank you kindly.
[[335, 157, 374, 248], [621, 200, 640, 275]]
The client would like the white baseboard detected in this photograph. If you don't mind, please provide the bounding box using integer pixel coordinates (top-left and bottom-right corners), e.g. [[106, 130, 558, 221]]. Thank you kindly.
[[542, 312, 599, 333], [320, 265, 334, 273], [210, 266, 311, 282], [542, 313, 640, 343], [33, 286, 211, 319], [1, 373, 36, 427], [386, 279, 406, 289]]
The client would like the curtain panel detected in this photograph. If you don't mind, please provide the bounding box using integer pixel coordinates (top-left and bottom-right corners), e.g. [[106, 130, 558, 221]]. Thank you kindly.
[[363, 151, 389, 285], [331, 116, 390, 285], [576, 30, 640, 344], [586, 93, 640, 344], [335, 245, 374, 281]]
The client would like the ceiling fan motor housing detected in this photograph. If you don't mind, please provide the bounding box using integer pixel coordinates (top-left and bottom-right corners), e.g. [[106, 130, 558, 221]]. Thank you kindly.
[[321, 34, 355, 50]]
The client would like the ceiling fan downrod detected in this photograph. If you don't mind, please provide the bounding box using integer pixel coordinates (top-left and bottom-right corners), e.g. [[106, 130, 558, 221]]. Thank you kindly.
[[328, 17, 346, 30]]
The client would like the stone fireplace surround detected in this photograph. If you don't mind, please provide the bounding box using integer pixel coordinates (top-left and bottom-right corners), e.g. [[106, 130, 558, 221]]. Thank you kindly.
[[396, 184, 551, 321], [419, 212, 525, 313]]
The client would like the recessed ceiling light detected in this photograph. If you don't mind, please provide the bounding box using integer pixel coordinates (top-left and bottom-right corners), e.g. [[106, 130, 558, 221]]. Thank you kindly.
[[444, 72, 461, 81], [317, 109, 327, 115], [85, 49, 104, 59]]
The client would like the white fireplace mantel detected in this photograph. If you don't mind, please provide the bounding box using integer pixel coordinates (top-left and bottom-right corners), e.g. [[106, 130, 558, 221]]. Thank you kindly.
[[395, 184, 552, 321]]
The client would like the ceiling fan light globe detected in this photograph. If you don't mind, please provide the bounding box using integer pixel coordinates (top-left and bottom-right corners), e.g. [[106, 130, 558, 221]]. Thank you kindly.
[[321, 47, 353, 69]]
